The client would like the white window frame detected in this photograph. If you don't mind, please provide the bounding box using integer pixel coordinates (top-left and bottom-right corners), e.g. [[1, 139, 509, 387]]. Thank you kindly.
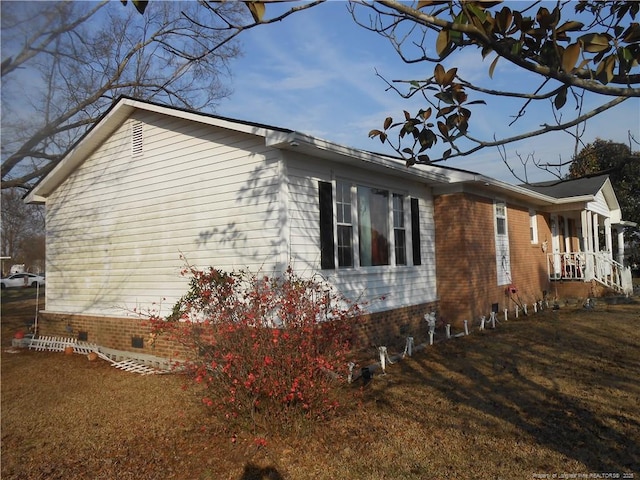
[[529, 209, 539, 244], [494, 199, 511, 286], [335, 180, 411, 269]]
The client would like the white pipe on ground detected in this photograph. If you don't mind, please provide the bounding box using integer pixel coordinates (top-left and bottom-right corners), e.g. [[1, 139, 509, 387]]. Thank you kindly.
[[445, 324, 451, 339], [480, 315, 486, 331], [523, 304, 528, 315], [504, 309, 508, 322], [464, 320, 469, 335], [379, 346, 386, 373], [404, 337, 414, 357], [347, 362, 355, 383], [429, 331, 434, 345], [515, 306, 519, 318]]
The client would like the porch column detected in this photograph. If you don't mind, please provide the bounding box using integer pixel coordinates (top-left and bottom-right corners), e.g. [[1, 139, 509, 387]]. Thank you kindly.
[[592, 213, 600, 253], [617, 229, 625, 264], [581, 210, 595, 280], [604, 217, 613, 259], [580, 210, 590, 252], [564, 217, 571, 253]]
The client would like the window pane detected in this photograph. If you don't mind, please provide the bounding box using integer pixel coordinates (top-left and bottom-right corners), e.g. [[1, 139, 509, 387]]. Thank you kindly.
[[358, 186, 389, 266], [337, 225, 353, 267], [393, 194, 406, 265], [497, 217, 506, 235], [395, 229, 406, 265], [336, 181, 351, 224], [393, 194, 404, 228]]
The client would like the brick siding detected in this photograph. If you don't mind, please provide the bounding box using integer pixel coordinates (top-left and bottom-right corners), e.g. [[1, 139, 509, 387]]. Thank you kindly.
[[434, 192, 554, 327]]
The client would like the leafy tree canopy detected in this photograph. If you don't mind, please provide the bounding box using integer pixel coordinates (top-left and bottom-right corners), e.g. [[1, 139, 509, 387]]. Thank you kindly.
[[568, 139, 640, 228]]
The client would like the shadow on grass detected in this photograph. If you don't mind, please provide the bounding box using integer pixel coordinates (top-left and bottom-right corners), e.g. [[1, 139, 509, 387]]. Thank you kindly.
[[368, 307, 640, 473], [239, 463, 284, 480]]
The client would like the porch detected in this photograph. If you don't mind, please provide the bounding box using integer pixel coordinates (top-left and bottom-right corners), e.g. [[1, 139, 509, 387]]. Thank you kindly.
[[547, 251, 633, 295], [546, 209, 633, 295]]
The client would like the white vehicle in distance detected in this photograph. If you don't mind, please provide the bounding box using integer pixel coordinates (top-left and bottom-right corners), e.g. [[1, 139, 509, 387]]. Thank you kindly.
[[0, 273, 46, 289]]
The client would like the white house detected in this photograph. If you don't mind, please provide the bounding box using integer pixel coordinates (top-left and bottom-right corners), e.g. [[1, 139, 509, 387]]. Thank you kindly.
[[26, 97, 633, 359]]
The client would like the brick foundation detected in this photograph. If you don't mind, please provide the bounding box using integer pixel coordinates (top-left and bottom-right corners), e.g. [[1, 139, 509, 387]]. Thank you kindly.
[[38, 301, 439, 361], [37, 311, 188, 360], [351, 301, 438, 351]]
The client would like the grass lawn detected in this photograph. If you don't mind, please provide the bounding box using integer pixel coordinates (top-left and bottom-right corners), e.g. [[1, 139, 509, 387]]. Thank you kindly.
[[2, 289, 639, 479]]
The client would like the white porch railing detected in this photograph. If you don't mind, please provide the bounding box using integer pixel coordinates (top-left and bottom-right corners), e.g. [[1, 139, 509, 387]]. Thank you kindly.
[[547, 251, 633, 295]]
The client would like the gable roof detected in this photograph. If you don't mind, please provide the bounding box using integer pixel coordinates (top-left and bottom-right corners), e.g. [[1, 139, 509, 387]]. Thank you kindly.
[[23, 96, 620, 216], [520, 175, 609, 198]]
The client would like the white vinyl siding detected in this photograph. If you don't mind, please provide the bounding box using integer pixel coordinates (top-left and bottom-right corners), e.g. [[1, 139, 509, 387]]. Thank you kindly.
[[285, 153, 437, 313], [45, 111, 283, 317]]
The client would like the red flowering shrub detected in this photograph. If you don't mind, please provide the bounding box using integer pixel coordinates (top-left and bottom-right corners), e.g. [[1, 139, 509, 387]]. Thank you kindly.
[[148, 264, 362, 434]]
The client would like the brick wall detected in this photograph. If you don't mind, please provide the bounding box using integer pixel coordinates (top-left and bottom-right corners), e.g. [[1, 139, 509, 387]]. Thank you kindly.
[[434, 192, 554, 327], [352, 301, 438, 351], [37, 312, 188, 360]]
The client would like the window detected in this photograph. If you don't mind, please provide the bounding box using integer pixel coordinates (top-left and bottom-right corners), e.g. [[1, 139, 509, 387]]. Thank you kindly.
[[358, 186, 390, 266], [336, 181, 354, 267], [393, 194, 406, 265], [495, 201, 506, 235], [318, 180, 421, 269], [494, 200, 511, 286], [529, 209, 538, 244]]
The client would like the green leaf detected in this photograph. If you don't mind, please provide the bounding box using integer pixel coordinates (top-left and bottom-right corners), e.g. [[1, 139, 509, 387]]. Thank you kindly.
[[435, 92, 455, 105], [467, 3, 487, 23], [554, 87, 567, 109]]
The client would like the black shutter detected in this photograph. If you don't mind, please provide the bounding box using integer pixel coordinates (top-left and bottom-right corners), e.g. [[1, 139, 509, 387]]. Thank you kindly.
[[411, 198, 421, 266], [318, 181, 335, 269]]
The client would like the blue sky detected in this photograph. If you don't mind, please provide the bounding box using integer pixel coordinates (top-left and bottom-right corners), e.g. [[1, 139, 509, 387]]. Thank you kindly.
[[217, 1, 640, 183]]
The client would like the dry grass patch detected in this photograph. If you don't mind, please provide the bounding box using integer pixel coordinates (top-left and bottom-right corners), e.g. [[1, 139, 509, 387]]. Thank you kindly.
[[2, 290, 639, 479]]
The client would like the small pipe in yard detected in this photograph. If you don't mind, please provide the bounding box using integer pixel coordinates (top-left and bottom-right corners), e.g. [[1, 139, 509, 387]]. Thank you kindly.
[[464, 320, 469, 335], [429, 331, 434, 345], [480, 316, 486, 331], [533, 302, 538, 313], [445, 324, 451, 339], [404, 336, 414, 357], [378, 346, 394, 374], [504, 309, 508, 322], [515, 306, 519, 318], [523, 304, 528, 315], [490, 312, 496, 329]]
